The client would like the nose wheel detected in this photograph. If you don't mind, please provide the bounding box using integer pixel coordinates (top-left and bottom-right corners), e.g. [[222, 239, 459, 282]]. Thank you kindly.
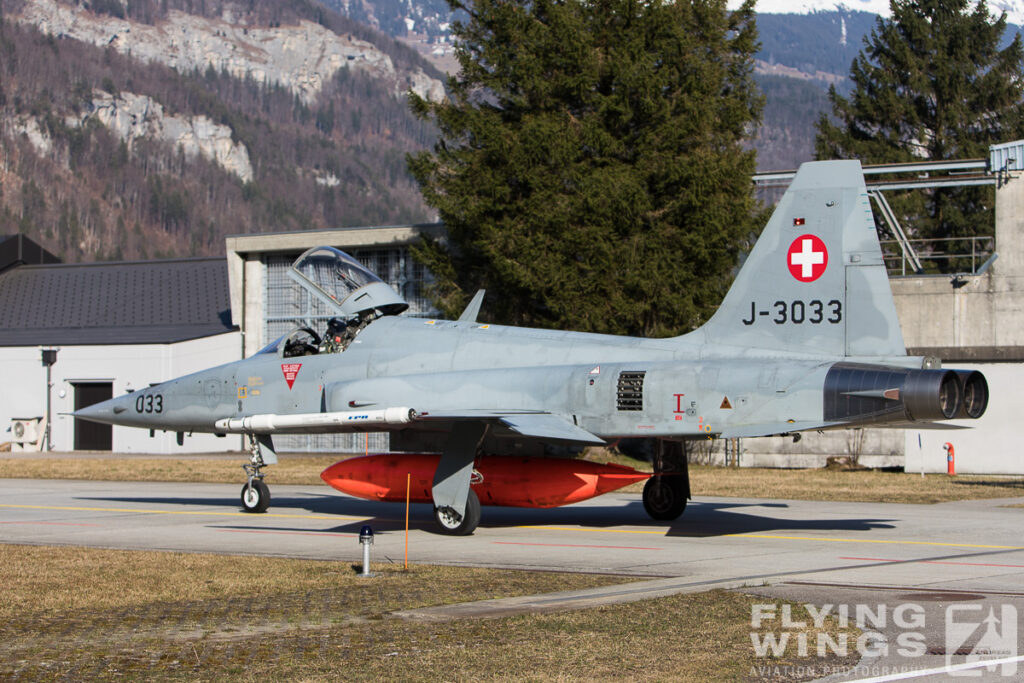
[[241, 477, 270, 513], [240, 433, 275, 513]]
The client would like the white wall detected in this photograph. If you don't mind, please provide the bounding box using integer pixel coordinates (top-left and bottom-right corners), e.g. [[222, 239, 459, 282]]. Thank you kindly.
[[0, 332, 241, 453], [904, 362, 1021, 475]]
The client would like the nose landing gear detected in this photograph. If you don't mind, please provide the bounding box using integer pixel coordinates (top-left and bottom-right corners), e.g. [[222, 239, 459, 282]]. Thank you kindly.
[[240, 433, 277, 513], [241, 475, 270, 513]]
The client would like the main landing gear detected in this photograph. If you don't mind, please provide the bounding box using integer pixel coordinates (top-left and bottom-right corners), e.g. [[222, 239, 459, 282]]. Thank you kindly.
[[434, 489, 481, 536], [642, 440, 691, 521], [430, 423, 488, 535], [240, 433, 275, 513]]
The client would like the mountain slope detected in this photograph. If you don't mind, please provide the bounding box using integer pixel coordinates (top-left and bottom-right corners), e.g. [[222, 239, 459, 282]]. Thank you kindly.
[[0, 0, 443, 262], [319, 1, 1023, 171]]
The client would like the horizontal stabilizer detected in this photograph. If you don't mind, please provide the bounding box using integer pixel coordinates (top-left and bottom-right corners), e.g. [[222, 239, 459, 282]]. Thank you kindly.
[[720, 419, 970, 438], [878, 422, 970, 430]]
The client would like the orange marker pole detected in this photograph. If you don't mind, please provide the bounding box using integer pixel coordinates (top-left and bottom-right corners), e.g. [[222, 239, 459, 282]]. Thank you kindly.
[[404, 472, 410, 570], [365, 432, 369, 456]]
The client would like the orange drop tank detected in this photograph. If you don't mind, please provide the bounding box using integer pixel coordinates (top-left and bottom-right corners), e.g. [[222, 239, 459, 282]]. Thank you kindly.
[[320, 453, 651, 508]]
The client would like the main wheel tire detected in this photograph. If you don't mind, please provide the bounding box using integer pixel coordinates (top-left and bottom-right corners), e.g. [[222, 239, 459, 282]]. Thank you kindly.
[[241, 479, 270, 513], [642, 475, 687, 521], [433, 489, 481, 536]]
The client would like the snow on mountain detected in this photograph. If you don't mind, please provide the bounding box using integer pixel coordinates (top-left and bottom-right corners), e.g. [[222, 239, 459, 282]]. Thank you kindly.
[[728, 0, 1024, 27], [730, 0, 890, 16], [991, 0, 1024, 24]]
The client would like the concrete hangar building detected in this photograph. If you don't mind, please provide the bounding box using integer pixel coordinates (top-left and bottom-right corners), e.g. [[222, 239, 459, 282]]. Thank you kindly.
[[0, 226, 441, 454], [0, 234, 240, 453]]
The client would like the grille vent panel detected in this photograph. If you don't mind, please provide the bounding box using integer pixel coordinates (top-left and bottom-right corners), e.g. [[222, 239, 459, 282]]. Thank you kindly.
[[616, 371, 646, 411]]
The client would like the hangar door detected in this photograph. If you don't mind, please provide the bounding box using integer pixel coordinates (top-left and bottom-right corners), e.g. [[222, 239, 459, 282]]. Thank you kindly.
[[74, 382, 112, 451]]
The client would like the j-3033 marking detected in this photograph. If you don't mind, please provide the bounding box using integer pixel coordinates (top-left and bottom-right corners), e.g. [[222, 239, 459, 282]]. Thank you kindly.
[[742, 299, 842, 326]]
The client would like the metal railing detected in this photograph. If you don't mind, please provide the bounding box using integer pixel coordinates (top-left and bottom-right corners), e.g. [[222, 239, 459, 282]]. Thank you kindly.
[[880, 235, 995, 276]]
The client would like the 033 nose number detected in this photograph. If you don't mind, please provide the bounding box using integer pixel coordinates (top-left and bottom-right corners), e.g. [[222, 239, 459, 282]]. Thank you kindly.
[[135, 393, 164, 413]]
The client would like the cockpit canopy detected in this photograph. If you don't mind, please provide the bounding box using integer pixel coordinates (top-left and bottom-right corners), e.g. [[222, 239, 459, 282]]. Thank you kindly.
[[288, 246, 409, 318]]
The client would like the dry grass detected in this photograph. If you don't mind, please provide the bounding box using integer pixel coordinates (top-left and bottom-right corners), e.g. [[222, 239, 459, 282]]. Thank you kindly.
[[0, 544, 622, 625], [4, 450, 1021, 504], [580, 449, 1024, 503], [686, 465, 1024, 504], [0, 454, 335, 485], [0, 544, 856, 682]]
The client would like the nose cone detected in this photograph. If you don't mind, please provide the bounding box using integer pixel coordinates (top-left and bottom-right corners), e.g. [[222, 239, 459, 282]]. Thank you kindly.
[[73, 395, 133, 426], [321, 453, 437, 502], [321, 456, 389, 501]]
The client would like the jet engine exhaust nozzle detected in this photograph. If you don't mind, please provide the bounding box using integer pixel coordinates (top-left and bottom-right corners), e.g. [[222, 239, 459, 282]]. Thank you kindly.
[[954, 370, 988, 420], [824, 363, 987, 425]]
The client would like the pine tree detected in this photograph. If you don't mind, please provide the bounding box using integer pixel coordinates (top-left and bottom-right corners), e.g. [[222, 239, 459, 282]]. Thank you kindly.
[[816, 0, 1024, 265], [408, 0, 763, 337]]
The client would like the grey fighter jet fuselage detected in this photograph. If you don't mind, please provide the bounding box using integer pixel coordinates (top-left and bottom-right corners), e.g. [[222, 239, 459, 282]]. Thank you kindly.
[[76, 161, 988, 535]]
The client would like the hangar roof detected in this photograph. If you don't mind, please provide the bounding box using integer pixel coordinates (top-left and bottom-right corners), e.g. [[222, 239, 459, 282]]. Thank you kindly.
[[0, 257, 236, 346], [0, 234, 61, 274]]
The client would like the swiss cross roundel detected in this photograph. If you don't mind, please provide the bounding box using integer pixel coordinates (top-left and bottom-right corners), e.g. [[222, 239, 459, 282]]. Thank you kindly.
[[787, 234, 828, 283]]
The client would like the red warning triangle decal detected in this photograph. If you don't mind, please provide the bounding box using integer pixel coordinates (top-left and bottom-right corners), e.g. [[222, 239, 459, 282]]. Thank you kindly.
[[281, 363, 302, 390], [720, 396, 732, 409]]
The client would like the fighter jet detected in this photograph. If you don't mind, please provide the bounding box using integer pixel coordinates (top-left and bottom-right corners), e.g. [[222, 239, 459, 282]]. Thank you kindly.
[[75, 160, 988, 535]]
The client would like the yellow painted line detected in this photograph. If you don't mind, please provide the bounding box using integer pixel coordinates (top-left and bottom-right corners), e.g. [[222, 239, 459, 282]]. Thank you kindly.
[[0, 503, 366, 522], [515, 526, 1024, 551], [5, 504, 1022, 551]]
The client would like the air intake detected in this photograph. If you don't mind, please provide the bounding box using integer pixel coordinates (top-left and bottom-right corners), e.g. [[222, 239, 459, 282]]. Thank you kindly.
[[616, 371, 646, 411]]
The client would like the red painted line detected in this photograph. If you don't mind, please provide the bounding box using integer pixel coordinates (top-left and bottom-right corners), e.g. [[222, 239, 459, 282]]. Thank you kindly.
[[0, 521, 101, 527], [493, 541, 661, 551], [217, 529, 357, 538], [841, 556, 1024, 569]]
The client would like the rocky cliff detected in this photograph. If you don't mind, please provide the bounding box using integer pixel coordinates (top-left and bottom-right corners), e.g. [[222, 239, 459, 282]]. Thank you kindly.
[[83, 91, 254, 182], [13, 0, 445, 105]]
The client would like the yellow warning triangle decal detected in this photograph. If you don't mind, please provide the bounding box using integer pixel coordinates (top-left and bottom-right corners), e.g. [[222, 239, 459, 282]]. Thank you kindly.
[[720, 396, 732, 409]]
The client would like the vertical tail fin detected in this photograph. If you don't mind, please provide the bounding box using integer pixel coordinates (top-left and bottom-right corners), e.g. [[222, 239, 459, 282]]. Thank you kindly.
[[695, 160, 905, 358]]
